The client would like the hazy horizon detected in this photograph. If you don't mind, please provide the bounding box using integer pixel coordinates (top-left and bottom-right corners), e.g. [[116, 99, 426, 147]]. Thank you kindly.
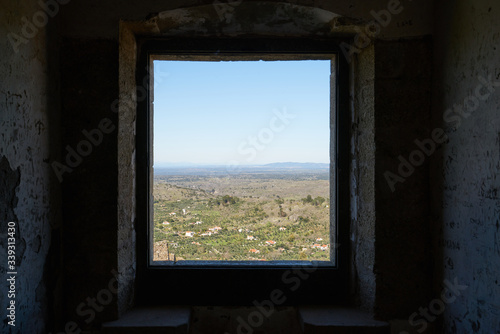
[[153, 161, 330, 167]]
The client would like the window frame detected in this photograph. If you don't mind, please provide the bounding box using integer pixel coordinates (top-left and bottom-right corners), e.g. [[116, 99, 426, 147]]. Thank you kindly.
[[136, 37, 350, 305]]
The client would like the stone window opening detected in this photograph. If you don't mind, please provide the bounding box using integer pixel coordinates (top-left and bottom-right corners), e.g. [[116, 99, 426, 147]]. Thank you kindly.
[[117, 2, 374, 311], [134, 38, 350, 305]]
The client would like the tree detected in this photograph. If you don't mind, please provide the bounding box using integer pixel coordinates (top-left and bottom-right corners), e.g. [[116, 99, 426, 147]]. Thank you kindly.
[[302, 194, 313, 204]]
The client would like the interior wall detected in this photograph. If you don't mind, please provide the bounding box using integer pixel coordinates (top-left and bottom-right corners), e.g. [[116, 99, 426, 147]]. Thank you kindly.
[[432, 0, 500, 332], [0, 0, 61, 333], [58, 0, 433, 39], [59, 37, 119, 329], [6, 0, 500, 331], [374, 37, 433, 319]]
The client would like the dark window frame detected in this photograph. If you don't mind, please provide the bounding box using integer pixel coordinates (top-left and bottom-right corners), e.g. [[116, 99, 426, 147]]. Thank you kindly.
[[136, 38, 350, 305]]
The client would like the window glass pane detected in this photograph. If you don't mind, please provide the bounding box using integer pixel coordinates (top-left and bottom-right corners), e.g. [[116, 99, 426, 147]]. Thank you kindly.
[[152, 60, 331, 262]]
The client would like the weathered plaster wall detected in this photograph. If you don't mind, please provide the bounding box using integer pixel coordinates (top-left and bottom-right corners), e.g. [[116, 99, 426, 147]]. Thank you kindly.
[[0, 0, 61, 333], [432, 0, 500, 332]]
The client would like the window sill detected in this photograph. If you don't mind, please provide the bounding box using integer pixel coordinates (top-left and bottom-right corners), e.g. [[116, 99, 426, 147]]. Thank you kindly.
[[101, 307, 190, 334], [299, 306, 390, 333]]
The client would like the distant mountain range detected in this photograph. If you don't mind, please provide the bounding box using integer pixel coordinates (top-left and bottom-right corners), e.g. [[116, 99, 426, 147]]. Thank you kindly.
[[154, 162, 329, 176], [155, 162, 329, 169]]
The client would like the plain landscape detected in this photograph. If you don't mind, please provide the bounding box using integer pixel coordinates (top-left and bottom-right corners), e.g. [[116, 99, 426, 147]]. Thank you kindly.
[[153, 163, 331, 262]]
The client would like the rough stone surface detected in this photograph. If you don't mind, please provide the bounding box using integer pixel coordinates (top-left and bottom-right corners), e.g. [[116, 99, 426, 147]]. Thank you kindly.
[[351, 44, 376, 313], [117, 22, 138, 316]]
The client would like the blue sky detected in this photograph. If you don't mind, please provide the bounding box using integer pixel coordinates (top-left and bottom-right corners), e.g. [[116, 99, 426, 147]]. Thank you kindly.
[[153, 60, 330, 166]]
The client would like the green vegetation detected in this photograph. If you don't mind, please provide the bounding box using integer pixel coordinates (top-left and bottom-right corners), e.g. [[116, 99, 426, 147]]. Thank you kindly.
[[301, 194, 327, 206], [153, 172, 330, 262]]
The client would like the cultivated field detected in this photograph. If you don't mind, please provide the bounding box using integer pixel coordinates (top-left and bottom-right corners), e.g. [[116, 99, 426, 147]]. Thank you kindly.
[[153, 168, 331, 262]]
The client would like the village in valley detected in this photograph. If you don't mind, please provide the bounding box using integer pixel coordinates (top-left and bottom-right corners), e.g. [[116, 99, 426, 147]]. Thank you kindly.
[[153, 167, 331, 262]]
